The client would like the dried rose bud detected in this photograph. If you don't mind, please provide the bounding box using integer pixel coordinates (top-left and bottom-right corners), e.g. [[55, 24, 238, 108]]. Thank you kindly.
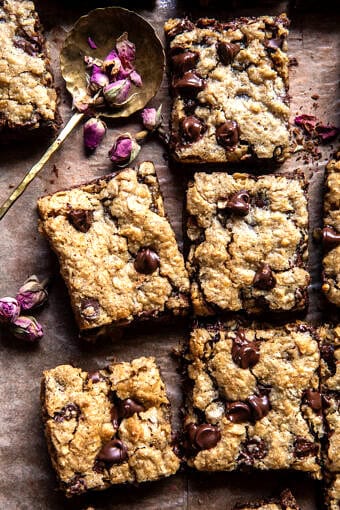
[[109, 134, 141, 167], [116, 32, 136, 68], [130, 70, 142, 87], [103, 80, 131, 107], [90, 64, 109, 91], [10, 316, 43, 342], [103, 49, 122, 78], [16, 275, 48, 311], [0, 297, 20, 323], [141, 105, 162, 131], [83, 117, 106, 151]]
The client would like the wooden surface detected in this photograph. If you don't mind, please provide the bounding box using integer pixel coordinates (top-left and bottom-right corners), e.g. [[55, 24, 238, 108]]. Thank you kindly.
[[0, 1, 339, 508]]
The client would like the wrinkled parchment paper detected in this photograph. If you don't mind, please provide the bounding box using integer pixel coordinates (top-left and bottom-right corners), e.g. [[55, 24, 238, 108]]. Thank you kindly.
[[0, 1, 339, 508]]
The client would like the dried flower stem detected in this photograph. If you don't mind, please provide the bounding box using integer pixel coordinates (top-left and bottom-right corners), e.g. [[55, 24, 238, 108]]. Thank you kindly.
[[0, 111, 84, 221]]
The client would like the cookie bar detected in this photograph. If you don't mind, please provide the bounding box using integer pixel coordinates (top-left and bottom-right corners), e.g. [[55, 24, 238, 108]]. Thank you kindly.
[[319, 324, 340, 509], [41, 357, 180, 496], [37, 162, 190, 331], [183, 321, 322, 479], [233, 489, 301, 509], [165, 15, 289, 164], [0, 0, 59, 140], [321, 152, 340, 307], [186, 171, 309, 315]]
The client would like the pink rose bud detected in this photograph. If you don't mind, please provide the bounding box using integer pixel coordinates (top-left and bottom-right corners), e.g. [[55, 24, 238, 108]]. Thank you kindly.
[[103, 79, 131, 107], [103, 49, 122, 78], [11, 316, 43, 342], [83, 117, 107, 151], [90, 64, 109, 90], [109, 134, 141, 167], [0, 297, 20, 323], [16, 275, 48, 311], [130, 70, 142, 87], [116, 32, 136, 68], [141, 105, 162, 131]]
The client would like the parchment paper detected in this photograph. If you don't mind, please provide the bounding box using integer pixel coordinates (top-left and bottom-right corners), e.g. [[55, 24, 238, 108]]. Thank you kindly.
[[0, 1, 339, 509]]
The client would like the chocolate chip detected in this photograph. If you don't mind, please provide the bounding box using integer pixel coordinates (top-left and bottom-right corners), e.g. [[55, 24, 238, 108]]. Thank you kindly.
[[217, 42, 240, 65], [187, 423, 221, 450], [232, 330, 260, 369], [172, 71, 205, 96], [80, 298, 100, 320], [181, 116, 205, 143], [303, 389, 322, 412], [87, 371, 102, 383], [68, 475, 87, 495], [167, 19, 195, 38], [111, 406, 119, 429], [294, 436, 318, 458], [134, 247, 160, 274], [97, 439, 128, 464], [67, 209, 94, 233], [320, 343, 336, 374], [118, 398, 144, 419], [322, 227, 340, 249], [264, 37, 284, 51], [226, 190, 250, 216], [215, 120, 239, 149], [54, 403, 80, 423], [253, 264, 276, 290], [239, 438, 268, 465], [171, 51, 199, 74], [226, 402, 252, 423], [247, 395, 270, 421]]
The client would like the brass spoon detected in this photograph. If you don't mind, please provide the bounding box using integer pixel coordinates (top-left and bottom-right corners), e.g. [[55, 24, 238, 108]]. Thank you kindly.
[[0, 7, 164, 220]]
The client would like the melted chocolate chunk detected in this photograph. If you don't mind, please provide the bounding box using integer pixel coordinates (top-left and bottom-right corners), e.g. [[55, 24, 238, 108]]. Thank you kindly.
[[80, 298, 100, 320], [68, 209, 94, 233], [187, 423, 221, 450], [294, 437, 318, 458], [87, 371, 102, 383], [247, 395, 270, 421], [134, 247, 160, 274], [172, 71, 205, 96], [110, 406, 119, 429], [215, 120, 239, 149], [303, 389, 322, 412], [226, 402, 252, 423], [217, 42, 240, 65], [171, 51, 199, 74], [167, 19, 195, 39], [181, 116, 205, 143], [253, 264, 276, 290], [226, 190, 250, 216], [320, 343, 336, 375], [322, 227, 340, 249], [54, 403, 80, 423], [118, 398, 144, 419], [68, 475, 87, 495], [239, 438, 268, 465], [264, 37, 284, 51], [97, 439, 128, 464], [232, 330, 260, 369]]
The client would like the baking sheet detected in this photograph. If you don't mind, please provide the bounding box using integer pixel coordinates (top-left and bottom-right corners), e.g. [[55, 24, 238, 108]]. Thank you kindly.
[[0, 1, 339, 508]]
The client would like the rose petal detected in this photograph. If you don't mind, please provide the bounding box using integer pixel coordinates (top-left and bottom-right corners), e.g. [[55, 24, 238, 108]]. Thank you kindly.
[[116, 32, 136, 67], [87, 36, 97, 49], [294, 114, 317, 134], [130, 70, 142, 87], [315, 125, 340, 143]]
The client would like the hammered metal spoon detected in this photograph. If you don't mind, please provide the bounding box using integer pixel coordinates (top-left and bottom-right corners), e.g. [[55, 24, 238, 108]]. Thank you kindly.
[[0, 7, 164, 220]]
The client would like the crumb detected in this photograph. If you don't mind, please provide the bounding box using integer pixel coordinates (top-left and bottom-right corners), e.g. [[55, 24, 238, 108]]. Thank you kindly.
[[288, 56, 298, 66], [52, 165, 59, 178], [311, 94, 319, 100]]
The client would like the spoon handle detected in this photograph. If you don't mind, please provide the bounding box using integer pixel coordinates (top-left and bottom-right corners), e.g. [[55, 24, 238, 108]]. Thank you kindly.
[[0, 111, 84, 221]]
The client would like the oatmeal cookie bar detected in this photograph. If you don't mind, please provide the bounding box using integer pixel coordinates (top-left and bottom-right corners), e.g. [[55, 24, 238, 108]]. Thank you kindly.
[[321, 152, 340, 307], [41, 357, 180, 496], [233, 488, 301, 509], [0, 0, 59, 140], [165, 15, 289, 164], [319, 324, 340, 509], [186, 171, 309, 315], [37, 162, 190, 331], [183, 321, 322, 479]]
